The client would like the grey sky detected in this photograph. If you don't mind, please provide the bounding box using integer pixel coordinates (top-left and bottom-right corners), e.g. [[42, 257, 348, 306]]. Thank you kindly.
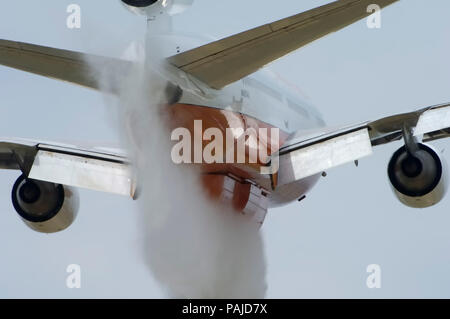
[[1, 0, 450, 298]]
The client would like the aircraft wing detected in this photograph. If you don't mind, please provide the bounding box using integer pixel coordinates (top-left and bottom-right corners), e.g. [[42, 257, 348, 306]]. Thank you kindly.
[[0, 138, 135, 197], [273, 103, 450, 187], [168, 0, 399, 89], [0, 39, 132, 93], [2, 103, 447, 198], [1, 1, 398, 92]]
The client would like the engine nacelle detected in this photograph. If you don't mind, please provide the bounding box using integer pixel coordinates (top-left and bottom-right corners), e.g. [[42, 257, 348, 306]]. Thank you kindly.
[[388, 143, 447, 208], [121, 0, 193, 15], [11, 175, 79, 233], [122, 0, 159, 8]]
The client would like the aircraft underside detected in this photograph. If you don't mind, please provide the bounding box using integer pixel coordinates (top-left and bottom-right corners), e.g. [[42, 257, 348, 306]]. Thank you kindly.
[[149, 103, 321, 224]]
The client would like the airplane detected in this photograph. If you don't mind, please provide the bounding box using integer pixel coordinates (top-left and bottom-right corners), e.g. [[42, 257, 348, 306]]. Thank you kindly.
[[0, 0, 449, 233]]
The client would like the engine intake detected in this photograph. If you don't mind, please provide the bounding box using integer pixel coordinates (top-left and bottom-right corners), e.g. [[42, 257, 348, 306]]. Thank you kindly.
[[388, 143, 447, 208], [11, 175, 79, 233]]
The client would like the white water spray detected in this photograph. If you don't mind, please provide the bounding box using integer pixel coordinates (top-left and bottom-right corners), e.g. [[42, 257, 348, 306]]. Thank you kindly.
[[87, 42, 267, 298]]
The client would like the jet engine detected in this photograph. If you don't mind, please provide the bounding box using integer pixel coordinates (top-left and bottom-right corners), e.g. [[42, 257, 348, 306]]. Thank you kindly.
[[121, 0, 193, 15], [11, 175, 79, 233], [122, 0, 159, 8], [388, 143, 447, 208]]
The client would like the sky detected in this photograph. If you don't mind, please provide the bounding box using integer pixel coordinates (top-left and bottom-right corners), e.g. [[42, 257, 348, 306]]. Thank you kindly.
[[0, 0, 450, 298]]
